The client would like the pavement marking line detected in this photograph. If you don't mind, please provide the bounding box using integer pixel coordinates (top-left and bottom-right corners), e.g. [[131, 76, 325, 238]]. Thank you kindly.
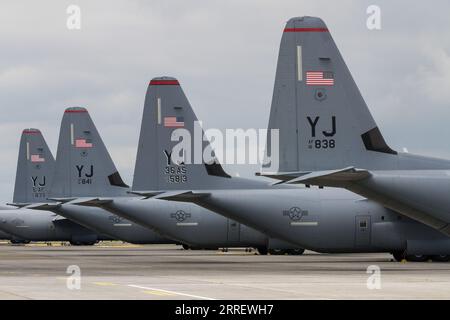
[[0, 289, 33, 300], [96, 245, 142, 248], [128, 284, 215, 300], [142, 290, 174, 296], [93, 282, 118, 286]]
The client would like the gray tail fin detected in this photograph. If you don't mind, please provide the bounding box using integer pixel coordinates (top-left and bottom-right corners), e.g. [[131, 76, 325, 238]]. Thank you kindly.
[[132, 77, 231, 191], [51, 107, 129, 198], [264, 16, 396, 174], [13, 129, 55, 204]]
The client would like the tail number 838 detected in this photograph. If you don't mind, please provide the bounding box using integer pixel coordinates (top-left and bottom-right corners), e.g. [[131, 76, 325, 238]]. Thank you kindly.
[[308, 139, 335, 149]]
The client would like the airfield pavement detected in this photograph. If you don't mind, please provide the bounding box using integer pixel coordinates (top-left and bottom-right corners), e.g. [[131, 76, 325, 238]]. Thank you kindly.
[[0, 242, 449, 300]]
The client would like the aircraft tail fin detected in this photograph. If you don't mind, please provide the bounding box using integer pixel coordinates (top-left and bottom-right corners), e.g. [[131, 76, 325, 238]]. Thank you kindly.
[[13, 129, 55, 204], [50, 107, 129, 198], [264, 16, 397, 174], [132, 77, 232, 192]]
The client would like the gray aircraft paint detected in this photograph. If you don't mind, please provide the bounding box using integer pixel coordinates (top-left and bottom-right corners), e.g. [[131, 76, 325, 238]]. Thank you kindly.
[[78, 78, 301, 251], [141, 25, 450, 256], [0, 209, 106, 243], [92, 197, 274, 249], [0, 129, 105, 243], [0, 230, 11, 240], [263, 17, 450, 173], [13, 128, 54, 204], [31, 107, 172, 244], [80, 76, 450, 256], [51, 108, 130, 198], [186, 187, 450, 254], [261, 16, 450, 235]]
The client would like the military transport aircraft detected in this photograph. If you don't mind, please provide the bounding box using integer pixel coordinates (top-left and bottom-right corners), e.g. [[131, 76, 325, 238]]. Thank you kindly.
[[0, 128, 108, 245], [27, 108, 173, 245], [164, 16, 450, 262], [0, 231, 12, 241], [0, 205, 15, 241], [256, 17, 450, 237], [77, 75, 450, 261], [68, 82, 304, 255], [28, 107, 298, 253]]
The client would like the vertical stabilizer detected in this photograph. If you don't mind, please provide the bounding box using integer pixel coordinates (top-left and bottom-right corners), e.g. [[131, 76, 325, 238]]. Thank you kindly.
[[51, 107, 128, 198], [132, 77, 234, 191], [13, 129, 55, 204], [264, 16, 396, 173]]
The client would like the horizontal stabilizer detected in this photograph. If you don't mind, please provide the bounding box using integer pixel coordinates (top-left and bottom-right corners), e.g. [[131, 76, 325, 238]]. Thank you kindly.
[[26, 202, 62, 211], [6, 202, 30, 208], [127, 191, 165, 199], [47, 197, 77, 204], [71, 198, 114, 207], [257, 171, 315, 185], [156, 191, 211, 203], [285, 167, 370, 186], [260, 167, 370, 186], [256, 171, 307, 182]]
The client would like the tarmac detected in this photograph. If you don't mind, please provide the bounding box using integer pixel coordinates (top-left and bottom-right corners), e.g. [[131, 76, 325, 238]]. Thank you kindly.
[[0, 242, 449, 300]]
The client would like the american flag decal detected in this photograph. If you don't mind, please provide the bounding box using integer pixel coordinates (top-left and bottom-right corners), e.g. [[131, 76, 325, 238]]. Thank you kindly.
[[75, 139, 93, 148], [306, 71, 334, 86], [31, 154, 45, 163], [164, 116, 184, 128]]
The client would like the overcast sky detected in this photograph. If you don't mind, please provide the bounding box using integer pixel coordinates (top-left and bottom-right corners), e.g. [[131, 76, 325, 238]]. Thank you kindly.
[[1, 0, 450, 203]]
